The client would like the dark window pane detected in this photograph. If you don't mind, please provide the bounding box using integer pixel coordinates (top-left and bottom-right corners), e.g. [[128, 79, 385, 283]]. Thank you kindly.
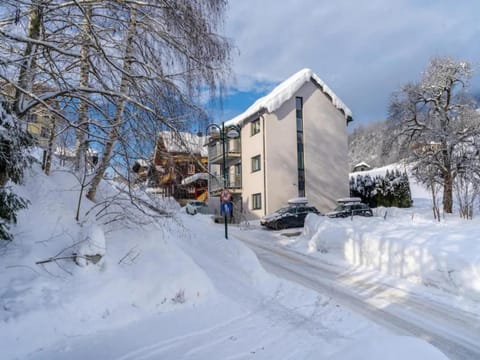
[[297, 133, 303, 144], [251, 155, 261, 172], [252, 193, 262, 210], [298, 180, 305, 191], [296, 117, 303, 131], [251, 119, 260, 136], [296, 97, 303, 110]]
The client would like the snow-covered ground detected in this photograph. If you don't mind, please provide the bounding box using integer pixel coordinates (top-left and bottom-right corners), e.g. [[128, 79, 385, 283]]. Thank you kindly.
[[301, 164, 480, 304], [0, 162, 464, 359]]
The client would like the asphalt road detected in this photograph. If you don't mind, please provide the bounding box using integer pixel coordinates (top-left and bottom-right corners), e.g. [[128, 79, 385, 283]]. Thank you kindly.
[[233, 230, 480, 360]]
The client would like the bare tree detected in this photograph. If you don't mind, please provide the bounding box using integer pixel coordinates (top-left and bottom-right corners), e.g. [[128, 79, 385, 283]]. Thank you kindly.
[[84, 0, 231, 200], [453, 138, 480, 219], [388, 57, 480, 214], [0, 0, 231, 227], [74, 2, 93, 172]]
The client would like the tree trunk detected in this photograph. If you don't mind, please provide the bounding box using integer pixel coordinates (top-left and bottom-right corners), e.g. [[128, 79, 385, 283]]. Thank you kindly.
[[86, 7, 137, 201], [44, 113, 56, 175], [75, 4, 92, 172], [14, 3, 42, 115], [443, 170, 453, 214]]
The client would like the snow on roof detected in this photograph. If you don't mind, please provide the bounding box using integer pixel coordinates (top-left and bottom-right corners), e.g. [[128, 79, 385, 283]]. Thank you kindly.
[[181, 172, 209, 185], [225, 68, 353, 127], [159, 131, 208, 157], [354, 161, 371, 168], [134, 159, 149, 168], [337, 197, 362, 204], [287, 197, 309, 204], [54, 146, 98, 157]]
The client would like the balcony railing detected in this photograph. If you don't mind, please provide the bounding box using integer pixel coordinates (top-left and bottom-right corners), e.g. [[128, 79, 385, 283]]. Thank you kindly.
[[208, 139, 241, 164], [209, 175, 242, 193]]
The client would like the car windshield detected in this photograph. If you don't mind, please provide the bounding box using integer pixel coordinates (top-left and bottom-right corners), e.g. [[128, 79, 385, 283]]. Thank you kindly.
[[334, 205, 346, 211], [276, 206, 292, 214]]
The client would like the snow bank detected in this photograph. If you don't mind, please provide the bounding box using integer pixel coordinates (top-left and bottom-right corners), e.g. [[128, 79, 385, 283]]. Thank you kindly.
[[304, 210, 480, 302], [327, 335, 449, 360], [76, 224, 106, 266], [0, 166, 216, 359]]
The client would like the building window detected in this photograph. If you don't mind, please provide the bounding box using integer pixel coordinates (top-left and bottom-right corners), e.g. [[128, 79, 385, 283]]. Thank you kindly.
[[251, 155, 261, 172], [296, 96, 305, 197], [25, 113, 37, 123], [233, 163, 241, 187], [40, 127, 50, 138], [252, 193, 262, 210], [251, 118, 260, 136], [298, 170, 305, 197], [187, 163, 195, 175]]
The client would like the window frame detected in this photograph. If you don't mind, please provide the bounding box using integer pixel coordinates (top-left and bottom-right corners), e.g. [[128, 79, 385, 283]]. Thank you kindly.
[[251, 118, 261, 136], [251, 155, 261, 172], [252, 193, 262, 210]]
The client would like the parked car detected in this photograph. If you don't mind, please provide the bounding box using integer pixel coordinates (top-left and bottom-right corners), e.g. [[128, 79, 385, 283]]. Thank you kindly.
[[261, 198, 319, 230], [326, 201, 373, 218], [186, 200, 207, 215]]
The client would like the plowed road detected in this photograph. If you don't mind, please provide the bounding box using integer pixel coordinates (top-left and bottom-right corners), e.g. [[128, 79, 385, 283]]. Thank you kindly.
[[233, 230, 480, 360]]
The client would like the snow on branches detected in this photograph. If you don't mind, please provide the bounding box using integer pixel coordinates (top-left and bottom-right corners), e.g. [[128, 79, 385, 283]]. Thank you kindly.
[[350, 169, 412, 208], [0, 102, 34, 240]]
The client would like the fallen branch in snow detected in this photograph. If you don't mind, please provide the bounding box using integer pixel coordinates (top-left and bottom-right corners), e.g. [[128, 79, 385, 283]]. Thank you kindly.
[[116, 187, 174, 217], [118, 246, 141, 265], [36, 253, 102, 266], [35, 255, 78, 265], [6, 264, 43, 276]]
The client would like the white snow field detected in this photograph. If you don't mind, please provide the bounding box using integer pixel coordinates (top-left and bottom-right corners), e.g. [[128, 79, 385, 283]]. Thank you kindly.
[[0, 162, 474, 359]]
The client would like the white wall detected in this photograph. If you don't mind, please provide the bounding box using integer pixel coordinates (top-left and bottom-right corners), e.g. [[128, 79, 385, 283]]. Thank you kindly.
[[301, 81, 349, 213], [240, 80, 349, 218], [240, 118, 266, 218]]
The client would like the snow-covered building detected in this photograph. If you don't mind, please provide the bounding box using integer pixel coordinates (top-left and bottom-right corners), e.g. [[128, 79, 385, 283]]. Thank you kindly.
[[352, 161, 371, 172], [207, 68, 352, 218], [54, 146, 98, 168], [151, 131, 208, 201]]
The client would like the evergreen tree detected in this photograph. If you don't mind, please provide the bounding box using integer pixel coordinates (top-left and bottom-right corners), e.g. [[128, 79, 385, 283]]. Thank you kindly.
[[349, 170, 412, 208], [0, 103, 34, 240]]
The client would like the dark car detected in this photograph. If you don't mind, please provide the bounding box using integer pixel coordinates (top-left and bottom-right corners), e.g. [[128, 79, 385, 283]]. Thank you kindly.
[[326, 202, 373, 218], [261, 204, 319, 230]]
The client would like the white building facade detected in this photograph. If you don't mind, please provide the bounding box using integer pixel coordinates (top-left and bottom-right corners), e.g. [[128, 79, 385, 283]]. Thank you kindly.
[[208, 69, 352, 219]]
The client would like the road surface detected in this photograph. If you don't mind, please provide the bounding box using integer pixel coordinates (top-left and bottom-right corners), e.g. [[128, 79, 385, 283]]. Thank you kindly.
[[233, 229, 480, 360]]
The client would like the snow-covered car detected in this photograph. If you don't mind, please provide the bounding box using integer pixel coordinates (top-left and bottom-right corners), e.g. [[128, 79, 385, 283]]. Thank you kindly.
[[260, 198, 319, 230], [326, 201, 373, 218], [185, 200, 207, 215]]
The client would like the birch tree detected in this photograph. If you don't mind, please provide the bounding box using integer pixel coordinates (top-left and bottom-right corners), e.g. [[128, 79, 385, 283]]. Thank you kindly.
[[86, 5, 138, 201], [0, 0, 231, 223], [84, 0, 231, 200]]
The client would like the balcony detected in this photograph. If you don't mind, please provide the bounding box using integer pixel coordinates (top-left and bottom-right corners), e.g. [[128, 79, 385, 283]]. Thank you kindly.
[[209, 175, 242, 194], [208, 138, 241, 165]]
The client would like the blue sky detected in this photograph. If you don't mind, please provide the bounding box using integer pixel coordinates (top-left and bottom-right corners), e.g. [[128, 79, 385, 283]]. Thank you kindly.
[[209, 0, 480, 128]]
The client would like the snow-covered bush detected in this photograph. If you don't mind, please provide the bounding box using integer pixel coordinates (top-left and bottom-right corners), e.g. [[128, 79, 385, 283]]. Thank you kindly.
[[0, 102, 34, 240], [350, 169, 412, 208]]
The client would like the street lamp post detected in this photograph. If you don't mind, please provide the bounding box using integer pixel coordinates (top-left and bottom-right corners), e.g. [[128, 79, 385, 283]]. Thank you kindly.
[[206, 122, 241, 239]]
